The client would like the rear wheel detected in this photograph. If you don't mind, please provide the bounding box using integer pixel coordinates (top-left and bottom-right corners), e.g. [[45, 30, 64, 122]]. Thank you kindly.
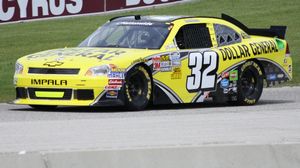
[[124, 66, 152, 110], [29, 105, 57, 110], [230, 61, 264, 105]]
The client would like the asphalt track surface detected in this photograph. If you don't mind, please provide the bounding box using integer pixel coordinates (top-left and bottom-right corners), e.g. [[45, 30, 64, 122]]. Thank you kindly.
[[0, 87, 300, 153]]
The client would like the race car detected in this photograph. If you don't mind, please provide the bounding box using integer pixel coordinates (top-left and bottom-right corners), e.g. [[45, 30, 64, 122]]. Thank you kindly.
[[13, 14, 292, 110]]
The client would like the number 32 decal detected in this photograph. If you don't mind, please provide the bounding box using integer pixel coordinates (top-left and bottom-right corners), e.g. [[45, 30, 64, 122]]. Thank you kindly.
[[186, 51, 219, 92]]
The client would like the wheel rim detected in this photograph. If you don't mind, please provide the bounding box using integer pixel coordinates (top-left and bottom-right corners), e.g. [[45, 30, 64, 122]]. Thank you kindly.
[[241, 69, 257, 97], [127, 71, 148, 103]]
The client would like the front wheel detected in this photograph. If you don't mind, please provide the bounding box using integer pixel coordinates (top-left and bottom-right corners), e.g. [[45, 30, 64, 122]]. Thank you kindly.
[[230, 61, 264, 105], [124, 66, 152, 110]]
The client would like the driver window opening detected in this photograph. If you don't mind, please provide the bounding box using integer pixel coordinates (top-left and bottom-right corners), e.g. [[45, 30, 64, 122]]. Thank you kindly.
[[175, 24, 212, 49]]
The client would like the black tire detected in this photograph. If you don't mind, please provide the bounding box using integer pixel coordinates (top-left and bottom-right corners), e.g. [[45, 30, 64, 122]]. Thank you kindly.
[[29, 105, 57, 110], [230, 61, 264, 105], [124, 66, 152, 110]]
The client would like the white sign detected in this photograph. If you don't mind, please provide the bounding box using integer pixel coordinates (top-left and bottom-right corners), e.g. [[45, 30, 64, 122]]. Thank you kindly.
[[126, 0, 169, 6]]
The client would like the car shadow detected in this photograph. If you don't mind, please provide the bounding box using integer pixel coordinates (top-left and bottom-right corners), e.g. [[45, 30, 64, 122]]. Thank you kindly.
[[9, 99, 294, 113]]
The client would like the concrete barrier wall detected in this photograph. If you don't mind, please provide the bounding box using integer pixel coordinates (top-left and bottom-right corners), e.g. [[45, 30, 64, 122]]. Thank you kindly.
[[1, 144, 300, 168]]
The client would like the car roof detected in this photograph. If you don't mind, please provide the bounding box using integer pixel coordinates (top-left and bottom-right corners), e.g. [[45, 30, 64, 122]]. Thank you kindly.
[[110, 15, 195, 23], [110, 14, 251, 34]]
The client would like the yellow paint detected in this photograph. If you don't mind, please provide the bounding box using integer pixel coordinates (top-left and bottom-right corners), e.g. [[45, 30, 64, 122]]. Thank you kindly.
[[35, 91, 64, 98], [14, 16, 292, 106]]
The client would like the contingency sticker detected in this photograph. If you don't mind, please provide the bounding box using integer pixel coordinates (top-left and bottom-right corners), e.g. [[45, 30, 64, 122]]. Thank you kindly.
[[152, 52, 181, 72], [229, 70, 238, 81], [171, 67, 182, 79], [170, 52, 181, 67], [160, 55, 172, 72], [153, 56, 161, 71], [106, 90, 118, 98]]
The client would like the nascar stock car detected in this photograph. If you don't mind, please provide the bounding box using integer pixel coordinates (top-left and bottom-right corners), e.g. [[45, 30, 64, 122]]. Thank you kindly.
[[13, 14, 292, 110]]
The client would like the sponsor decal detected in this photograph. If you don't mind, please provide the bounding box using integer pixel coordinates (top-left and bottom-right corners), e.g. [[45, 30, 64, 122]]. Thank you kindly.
[[220, 40, 279, 62], [108, 72, 125, 79], [43, 61, 64, 67], [105, 85, 122, 91], [223, 81, 237, 94], [31, 79, 67, 86], [160, 55, 172, 72], [160, 62, 172, 72], [222, 72, 229, 79], [277, 74, 285, 79], [223, 83, 238, 94], [111, 67, 126, 72], [108, 79, 123, 85], [229, 70, 238, 81], [249, 40, 278, 56], [223, 88, 229, 94], [93, 50, 127, 60], [171, 67, 182, 79], [170, 52, 181, 67], [106, 90, 118, 99], [267, 74, 277, 81], [117, 21, 153, 26], [220, 44, 251, 61], [26, 48, 126, 60], [153, 56, 161, 70], [275, 38, 285, 50], [220, 79, 229, 89], [153, 53, 181, 72], [165, 44, 176, 50], [160, 55, 169, 61], [184, 19, 200, 23]]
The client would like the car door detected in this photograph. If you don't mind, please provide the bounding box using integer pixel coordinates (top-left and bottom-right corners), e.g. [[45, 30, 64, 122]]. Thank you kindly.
[[153, 22, 219, 104]]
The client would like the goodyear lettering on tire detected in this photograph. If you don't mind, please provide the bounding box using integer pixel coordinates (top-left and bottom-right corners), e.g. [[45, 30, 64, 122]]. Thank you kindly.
[[138, 66, 152, 100]]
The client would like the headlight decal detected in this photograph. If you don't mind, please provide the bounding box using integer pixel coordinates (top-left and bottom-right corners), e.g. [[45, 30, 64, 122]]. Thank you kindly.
[[85, 65, 110, 76], [15, 62, 24, 75]]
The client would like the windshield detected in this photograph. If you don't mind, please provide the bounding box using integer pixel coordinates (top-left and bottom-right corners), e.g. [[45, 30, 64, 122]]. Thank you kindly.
[[79, 21, 170, 49]]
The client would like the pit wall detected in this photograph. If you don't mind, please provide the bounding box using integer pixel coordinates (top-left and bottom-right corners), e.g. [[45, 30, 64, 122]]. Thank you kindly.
[[1, 144, 300, 168]]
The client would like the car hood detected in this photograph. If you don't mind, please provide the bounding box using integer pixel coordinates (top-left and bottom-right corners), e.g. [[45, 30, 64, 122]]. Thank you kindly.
[[18, 47, 160, 69]]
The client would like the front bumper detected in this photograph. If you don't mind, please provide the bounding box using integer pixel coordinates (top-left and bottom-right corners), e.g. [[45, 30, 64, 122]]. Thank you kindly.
[[13, 74, 125, 106]]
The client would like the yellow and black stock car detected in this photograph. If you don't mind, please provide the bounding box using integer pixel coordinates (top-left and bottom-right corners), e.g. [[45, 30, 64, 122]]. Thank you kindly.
[[14, 14, 292, 110]]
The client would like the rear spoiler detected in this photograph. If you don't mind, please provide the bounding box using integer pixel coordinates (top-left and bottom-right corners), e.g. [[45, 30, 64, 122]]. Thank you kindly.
[[221, 14, 287, 39]]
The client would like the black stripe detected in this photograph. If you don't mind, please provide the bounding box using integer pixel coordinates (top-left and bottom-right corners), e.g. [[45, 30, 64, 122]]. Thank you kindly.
[[154, 81, 182, 103]]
